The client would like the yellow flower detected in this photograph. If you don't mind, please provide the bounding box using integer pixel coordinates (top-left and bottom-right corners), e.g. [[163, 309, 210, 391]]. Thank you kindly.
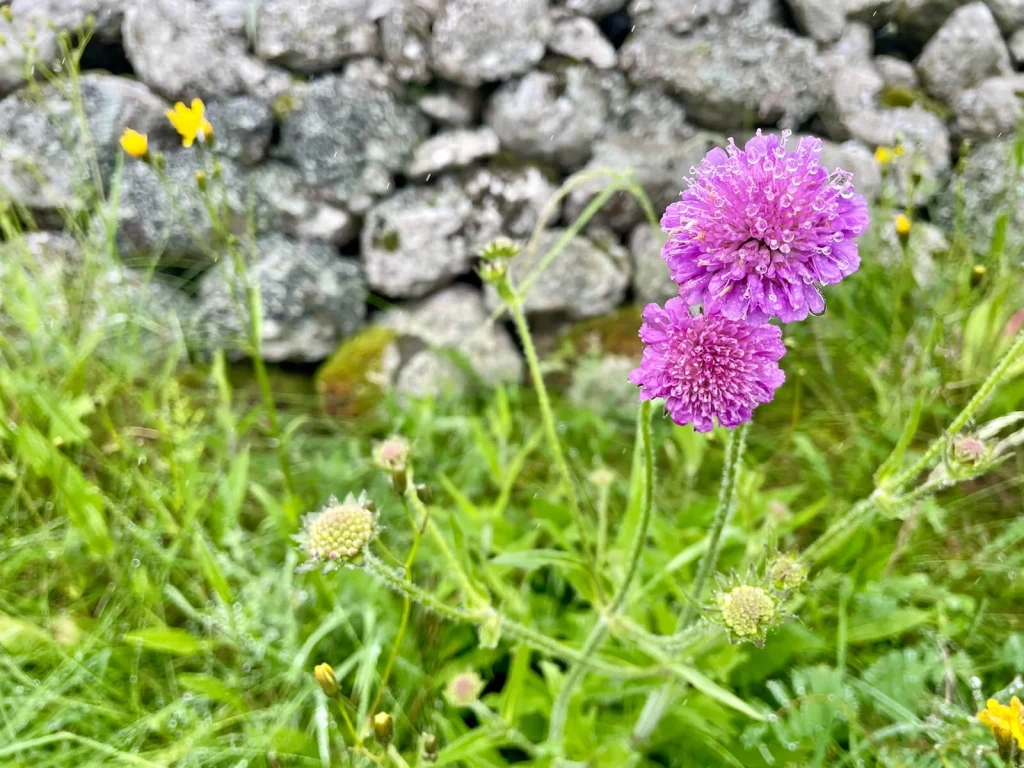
[[895, 213, 912, 237], [166, 98, 214, 148], [875, 146, 894, 164], [313, 662, 339, 697], [119, 128, 148, 159], [978, 696, 1024, 753]]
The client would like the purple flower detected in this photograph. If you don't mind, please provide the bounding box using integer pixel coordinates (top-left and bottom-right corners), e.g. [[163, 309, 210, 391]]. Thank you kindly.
[[661, 130, 870, 324], [628, 299, 786, 432]]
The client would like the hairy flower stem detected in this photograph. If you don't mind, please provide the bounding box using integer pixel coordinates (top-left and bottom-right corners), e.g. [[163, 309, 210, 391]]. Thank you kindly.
[[362, 553, 656, 680], [679, 423, 749, 629], [547, 400, 654, 749], [508, 298, 590, 557], [806, 329, 1024, 561]]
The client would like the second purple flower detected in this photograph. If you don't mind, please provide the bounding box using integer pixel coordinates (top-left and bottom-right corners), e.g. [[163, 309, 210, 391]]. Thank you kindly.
[[661, 130, 870, 324]]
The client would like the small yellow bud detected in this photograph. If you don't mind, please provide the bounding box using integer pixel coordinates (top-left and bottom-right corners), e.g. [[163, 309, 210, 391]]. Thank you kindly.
[[970, 264, 986, 288], [313, 663, 339, 697], [1, 6, 12, 23], [372, 711, 394, 746], [895, 213, 911, 247], [195, 170, 207, 191], [119, 128, 149, 159]]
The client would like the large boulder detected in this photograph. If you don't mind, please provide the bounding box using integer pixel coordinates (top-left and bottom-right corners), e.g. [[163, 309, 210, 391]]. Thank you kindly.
[[204, 96, 274, 166], [985, 0, 1024, 33], [460, 164, 560, 249], [0, 74, 167, 223], [253, 0, 379, 73], [952, 76, 1024, 141], [628, 0, 781, 33], [620, 23, 825, 130], [378, 285, 523, 396], [431, 0, 552, 86], [361, 180, 475, 298], [274, 74, 429, 214], [196, 234, 366, 363], [486, 228, 631, 319], [380, 0, 438, 84], [123, 0, 290, 102], [485, 67, 627, 169], [916, 3, 1012, 105], [788, 0, 844, 41], [249, 162, 357, 246]]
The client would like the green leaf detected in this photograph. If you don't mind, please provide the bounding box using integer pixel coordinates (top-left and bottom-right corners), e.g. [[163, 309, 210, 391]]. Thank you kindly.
[[847, 609, 931, 644], [177, 673, 245, 710], [669, 664, 767, 722], [490, 549, 588, 578], [214, 446, 249, 539], [192, 532, 231, 604], [874, 396, 923, 487], [434, 728, 503, 766], [125, 627, 207, 656]]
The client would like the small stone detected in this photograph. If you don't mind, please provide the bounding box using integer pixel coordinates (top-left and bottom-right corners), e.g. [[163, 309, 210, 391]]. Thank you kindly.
[[361, 180, 474, 298], [379, 285, 523, 395], [874, 55, 919, 91], [431, 0, 552, 87], [984, 0, 1024, 33], [123, 0, 291, 102], [916, 2, 1011, 105], [485, 228, 631, 319], [1010, 28, 1024, 66], [827, 23, 874, 63], [953, 76, 1024, 141], [628, 0, 781, 34], [549, 15, 617, 69], [380, 0, 436, 84], [196, 234, 366, 363], [408, 127, 501, 178], [628, 224, 673, 307], [415, 85, 479, 126], [205, 95, 274, 165], [555, 0, 627, 17], [485, 66, 627, 169], [254, 0, 378, 73], [788, 0, 844, 42], [461, 164, 560, 249], [621, 23, 825, 131], [274, 75, 429, 214]]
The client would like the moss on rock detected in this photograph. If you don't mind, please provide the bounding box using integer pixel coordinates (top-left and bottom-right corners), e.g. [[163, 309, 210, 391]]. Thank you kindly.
[[315, 326, 398, 419]]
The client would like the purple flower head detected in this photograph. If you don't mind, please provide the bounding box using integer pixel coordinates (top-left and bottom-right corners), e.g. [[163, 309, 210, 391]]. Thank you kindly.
[[628, 299, 786, 432], [662, 130, 870, 324]]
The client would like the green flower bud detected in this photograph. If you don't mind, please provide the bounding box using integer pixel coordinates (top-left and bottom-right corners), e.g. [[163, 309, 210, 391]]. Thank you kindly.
[[296, 492, 376, 572], [444, 671, 484, 708], [768, 553, 808, 591], [718, 585, 775, 641], [372, 711, 394, 747], [314, 663, 339, 697], [422, 733, 439, 763]]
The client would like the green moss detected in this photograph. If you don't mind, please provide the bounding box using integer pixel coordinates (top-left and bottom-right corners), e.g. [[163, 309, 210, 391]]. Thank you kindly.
[[557, 306, 644, 361], [271, 92, 299, 121], [880, 85, 950, 121], [315, 326, 397, 419], [374, 230, 400, 252]]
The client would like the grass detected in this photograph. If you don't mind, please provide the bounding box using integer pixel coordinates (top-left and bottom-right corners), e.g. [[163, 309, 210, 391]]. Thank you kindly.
[[2, 36, 1024, 768]]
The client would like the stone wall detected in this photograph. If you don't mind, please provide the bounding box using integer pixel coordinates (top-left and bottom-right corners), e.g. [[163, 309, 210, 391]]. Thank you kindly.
[[1, 0, 1021, 398]]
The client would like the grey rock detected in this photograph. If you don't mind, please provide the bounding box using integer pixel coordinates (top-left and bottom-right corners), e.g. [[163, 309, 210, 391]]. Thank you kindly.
[[205, 96, 274, 165], [379, 284, 523, 395], [894, 0, 964, 44], [935, 139, 1020, 253], [875, 55, 919, 91], [820, 58, 884, 140], [197, 234, 366, 363], [116, 152, 247, 269], [254, 0, 379, 73], [0, 0, 124, 95], [416, 85, 479, 126], [485, 66, 626, 169], [789, 0, 845, 41], [628, 223, 673, 306], [361, 180, 475, 298], [275, 75, 429, 214], [628, 0, 781, 34], [408, 127, 501, 178], [845, 0, 898, 25], [1011, 28, 1024, 65], [564, 132, 725, 234], [555, 0, 628, 17], [381, 0, 437, 84], [617, 87, 692, 143], [916, 3, 1012, 105], [985, 0, 1024, 32], [621, 23, 825, 130], [431, 0, 552, 86], [549, 15, 618, 69], [569, 355, 639, 416], [817, 138, 882, 202], [0, 74, 167, 222], [461, 164, 560, 249], [250, 162, 358, 245], [827, 23, 874, 62], [953, 76, 1024, 141], [487, 228, 631, 318], [123, 0, 291, 102]]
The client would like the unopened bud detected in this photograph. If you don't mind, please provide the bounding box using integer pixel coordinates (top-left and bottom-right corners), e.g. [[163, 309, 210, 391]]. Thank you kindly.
[[953, 436, 988, 467], [372, 711, 394, 747], [422, 733, 439, 763], [478, 611, 501, 649], [195, 170, 207, 191], [314, 663, 339, 697], [718, 585, 775, 643], [895, 213, 911, 248], [152, 152, 166, 170], [373, 435, 409, 474], [970, 264, 986, 288], [479, 237, 520, 262], [415, 483, 432, 505], [768, 553, 808, 591], [1, 6, 12, 23], [445, 671, 484, 708]]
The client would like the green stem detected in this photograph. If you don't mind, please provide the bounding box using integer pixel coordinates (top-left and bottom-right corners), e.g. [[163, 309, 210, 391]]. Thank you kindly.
[[547, 400, 655, 747], [890, 330, 1024, 492], [508, 300, 589, 554], [678, 424, 748, 629], [362, 554, 656, 680]]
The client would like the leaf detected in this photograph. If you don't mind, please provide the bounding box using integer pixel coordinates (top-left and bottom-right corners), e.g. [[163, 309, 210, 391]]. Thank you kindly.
[[0, 613, 54, 653], [177, 673, 245, 710], [500, 645, 531, 723], [192, 532, 231, 604], [490, 549, 589, 579], [847, 609, 931, 644], [874, 396, 924, 487], [434, 728, 503, 766], [215, 445, 250, 537], [124, 627, 207, 656], [669, 664, 767, 722]]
